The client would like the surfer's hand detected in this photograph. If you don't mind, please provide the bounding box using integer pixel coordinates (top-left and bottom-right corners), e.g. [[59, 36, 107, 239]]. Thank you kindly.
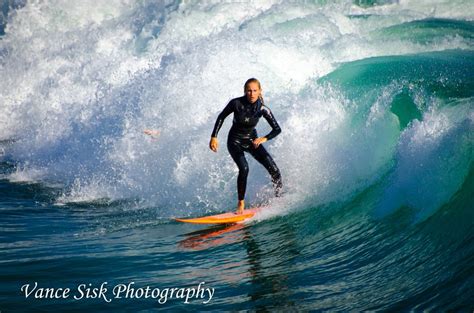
[[144, 129, 160, 138], [253, 137, 267, 148], [209, 137, 219, 152]]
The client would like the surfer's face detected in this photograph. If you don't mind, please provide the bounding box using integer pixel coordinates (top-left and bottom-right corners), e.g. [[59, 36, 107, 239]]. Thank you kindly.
[[245, 82, 261, 104]]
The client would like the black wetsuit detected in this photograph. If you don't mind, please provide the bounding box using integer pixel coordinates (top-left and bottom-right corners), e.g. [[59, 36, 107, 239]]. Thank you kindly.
[[211, 96, 282, 200]]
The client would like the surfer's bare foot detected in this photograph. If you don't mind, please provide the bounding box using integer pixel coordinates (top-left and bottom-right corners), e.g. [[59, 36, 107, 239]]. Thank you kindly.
[[236, 200, 245, 214]]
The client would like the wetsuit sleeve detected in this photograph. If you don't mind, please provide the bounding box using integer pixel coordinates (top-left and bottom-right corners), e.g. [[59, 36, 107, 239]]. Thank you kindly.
[[211, 100, 235, 137], [262, 105, 281, 140]]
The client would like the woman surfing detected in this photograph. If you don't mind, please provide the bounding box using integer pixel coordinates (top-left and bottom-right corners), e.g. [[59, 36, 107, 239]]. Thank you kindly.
[[209, 78, 283, 214]]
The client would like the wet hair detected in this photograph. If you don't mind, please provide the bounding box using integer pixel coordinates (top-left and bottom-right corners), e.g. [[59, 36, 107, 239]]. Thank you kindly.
[[244, 78, 264, 104]]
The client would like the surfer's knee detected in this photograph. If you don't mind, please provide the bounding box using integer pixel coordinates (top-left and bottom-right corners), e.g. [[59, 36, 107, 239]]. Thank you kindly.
[[238, 162, 249, 176], [265, 157, 280, 177]]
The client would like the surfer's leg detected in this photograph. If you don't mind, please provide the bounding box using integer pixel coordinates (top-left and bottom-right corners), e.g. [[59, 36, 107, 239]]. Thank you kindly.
[[227, 141, 249, 202], [250, 145, 283, 197]]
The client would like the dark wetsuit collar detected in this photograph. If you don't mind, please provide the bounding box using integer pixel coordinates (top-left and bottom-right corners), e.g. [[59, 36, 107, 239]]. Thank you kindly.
[[244, 96, 262, 110]]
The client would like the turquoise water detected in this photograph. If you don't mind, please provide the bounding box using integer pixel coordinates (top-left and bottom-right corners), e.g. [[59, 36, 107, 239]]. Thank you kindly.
[[1, 1, 473, 311]]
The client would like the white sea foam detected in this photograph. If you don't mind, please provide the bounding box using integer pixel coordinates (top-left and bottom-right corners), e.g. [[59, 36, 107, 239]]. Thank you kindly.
[[0, 1, 472, 216]]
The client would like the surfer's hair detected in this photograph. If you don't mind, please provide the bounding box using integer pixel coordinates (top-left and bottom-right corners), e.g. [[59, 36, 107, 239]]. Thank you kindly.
[[244, 78, 264, 104]]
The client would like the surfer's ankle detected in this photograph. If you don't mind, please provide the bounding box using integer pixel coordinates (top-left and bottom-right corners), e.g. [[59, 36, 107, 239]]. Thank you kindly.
[[237, 200, 245, 214]]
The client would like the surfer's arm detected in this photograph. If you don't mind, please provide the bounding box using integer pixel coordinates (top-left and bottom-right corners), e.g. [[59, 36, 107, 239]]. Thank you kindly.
[[261, 105, 281, 140], [253, 106, 281, 148], [211, 100, 234, 138], [210, 101, 234, 152]]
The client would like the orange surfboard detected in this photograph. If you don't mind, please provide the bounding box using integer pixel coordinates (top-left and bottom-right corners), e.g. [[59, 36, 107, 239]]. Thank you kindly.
[[175, 208, 261, 224]]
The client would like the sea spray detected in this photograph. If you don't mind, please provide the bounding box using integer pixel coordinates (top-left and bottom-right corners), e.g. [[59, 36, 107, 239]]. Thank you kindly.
[[0, 1, 472, 220]]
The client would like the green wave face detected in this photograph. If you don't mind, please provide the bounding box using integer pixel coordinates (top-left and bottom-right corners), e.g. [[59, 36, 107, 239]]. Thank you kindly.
[[320, 50, 474, 128], [377, 18, 474, 45]]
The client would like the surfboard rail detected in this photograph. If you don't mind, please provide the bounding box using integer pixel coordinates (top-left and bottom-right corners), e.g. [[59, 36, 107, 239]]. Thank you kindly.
[[175, 208, 261, 224]]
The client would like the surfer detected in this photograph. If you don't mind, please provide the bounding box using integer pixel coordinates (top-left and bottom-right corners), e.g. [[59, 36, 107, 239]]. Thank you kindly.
[[209, 78, 282, 214]]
